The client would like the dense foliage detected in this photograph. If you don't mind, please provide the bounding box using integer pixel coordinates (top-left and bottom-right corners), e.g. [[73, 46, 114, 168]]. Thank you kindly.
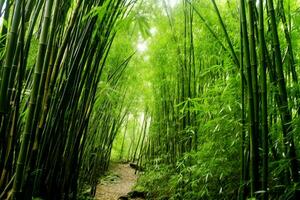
[[132, 0, 300, 200], [1, 0, 300, 200]]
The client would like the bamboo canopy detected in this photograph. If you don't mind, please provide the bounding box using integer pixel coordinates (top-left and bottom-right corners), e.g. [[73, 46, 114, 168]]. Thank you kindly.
[[0, 0, 300, 199]]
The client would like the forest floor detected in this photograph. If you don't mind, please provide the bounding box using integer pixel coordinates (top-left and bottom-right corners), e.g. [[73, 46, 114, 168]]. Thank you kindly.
[[95, 163, 143, 200]]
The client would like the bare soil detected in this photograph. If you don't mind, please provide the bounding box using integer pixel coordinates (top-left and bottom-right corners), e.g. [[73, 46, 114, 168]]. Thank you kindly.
[[95, 163, 141, 200]]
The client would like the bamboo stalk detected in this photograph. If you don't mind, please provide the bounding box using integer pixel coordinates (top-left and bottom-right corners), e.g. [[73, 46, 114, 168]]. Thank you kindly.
[[258, 0, 268, 198], [0, 0, 23, 114], [12, 0, 54, 197]]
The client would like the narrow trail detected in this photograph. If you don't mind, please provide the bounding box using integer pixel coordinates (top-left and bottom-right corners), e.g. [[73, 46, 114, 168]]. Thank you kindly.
[[95, 163, 142, 200]]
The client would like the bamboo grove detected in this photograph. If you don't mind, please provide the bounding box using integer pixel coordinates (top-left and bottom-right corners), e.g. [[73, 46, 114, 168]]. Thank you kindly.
[[135, 0, 300, 199], [1, 0, 300, 199], [0, 0, 138, 199]]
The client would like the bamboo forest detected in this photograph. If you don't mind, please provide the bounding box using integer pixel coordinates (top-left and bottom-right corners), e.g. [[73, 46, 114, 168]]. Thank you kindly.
[[1, 0, 300, 199]]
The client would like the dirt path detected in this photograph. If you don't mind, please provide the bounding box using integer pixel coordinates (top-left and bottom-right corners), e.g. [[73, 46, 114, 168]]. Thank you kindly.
[[95, 163, 140, 200]]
